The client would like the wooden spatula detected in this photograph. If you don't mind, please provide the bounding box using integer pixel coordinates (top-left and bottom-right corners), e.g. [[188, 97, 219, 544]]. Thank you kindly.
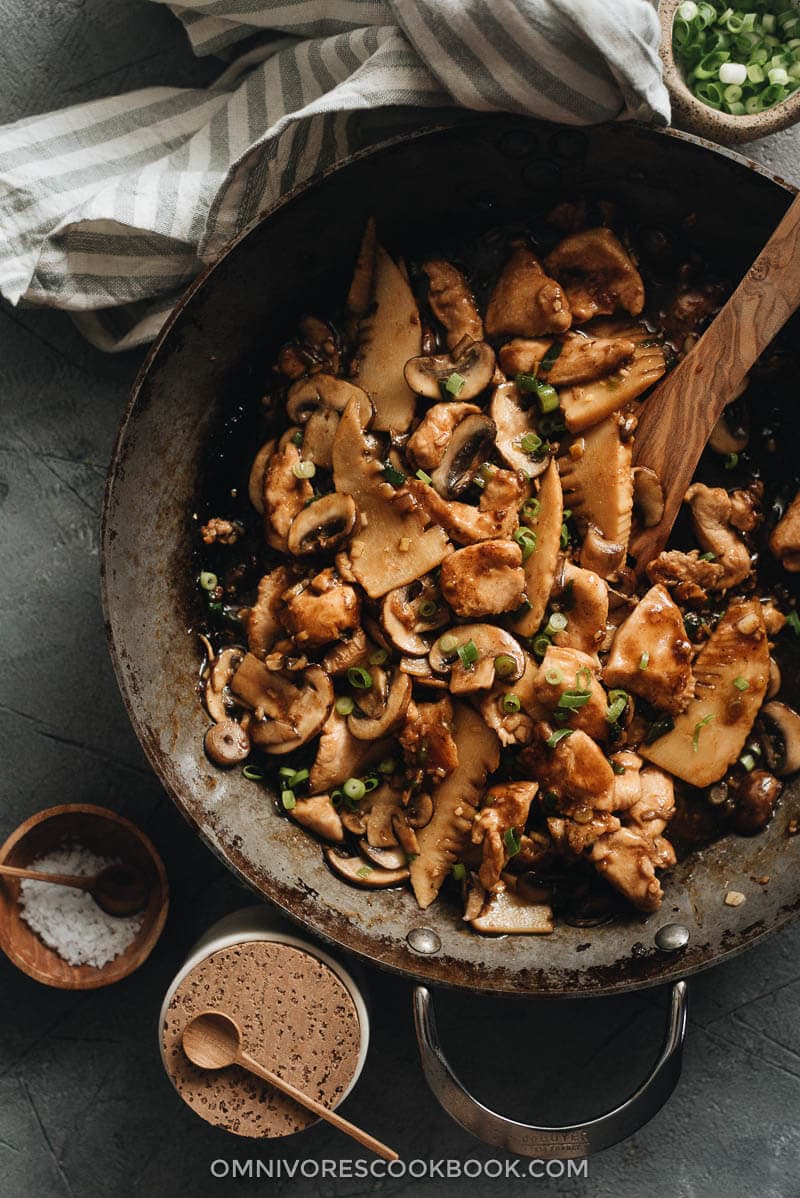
[[629, 192, 800, 571]]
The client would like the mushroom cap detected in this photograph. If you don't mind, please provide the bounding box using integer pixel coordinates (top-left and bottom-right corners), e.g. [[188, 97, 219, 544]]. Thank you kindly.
[[381, 578, 448, 655], [347, 670, 412, 740], [232, 655, 333, 755], [285, 373, 368, 423], [429, 625, 525, 693], [632, 466, 665, 529], [324, 846, 410, 888], [761, 701, 800, 777], [430, 413, 497, 499], [404, 339, 496, 401], [204, 719, 250, 766], [490, 382, 550, 479], [286, 492, 357, 556]]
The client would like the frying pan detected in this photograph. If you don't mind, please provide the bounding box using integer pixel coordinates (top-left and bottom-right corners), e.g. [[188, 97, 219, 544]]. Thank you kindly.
[[102, 115, 800, 1155]]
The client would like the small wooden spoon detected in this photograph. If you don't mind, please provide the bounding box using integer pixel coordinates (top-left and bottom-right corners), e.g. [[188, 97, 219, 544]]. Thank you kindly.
[[630, 191, 800, 570], [0, 861, 149, 916], [182, 1010, 398, 1161]]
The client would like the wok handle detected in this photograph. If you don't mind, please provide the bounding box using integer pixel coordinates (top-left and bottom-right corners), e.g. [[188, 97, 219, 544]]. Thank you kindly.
[[412, 980, 688, 1159]]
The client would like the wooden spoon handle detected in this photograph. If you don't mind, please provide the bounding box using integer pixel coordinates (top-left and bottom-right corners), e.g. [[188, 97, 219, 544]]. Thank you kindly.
[[0, 863, 92, 888], [236, 1048, 398, 1161], [630, 190, 800, 568]]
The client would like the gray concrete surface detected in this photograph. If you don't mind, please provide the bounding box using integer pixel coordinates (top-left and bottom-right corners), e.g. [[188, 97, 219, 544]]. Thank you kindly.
[[2, 2, 800, 1195]]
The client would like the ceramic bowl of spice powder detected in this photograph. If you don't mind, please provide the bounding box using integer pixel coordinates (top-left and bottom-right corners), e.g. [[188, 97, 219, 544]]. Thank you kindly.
[[0, 804, 168, 988], [159, 906, 369, 1139]]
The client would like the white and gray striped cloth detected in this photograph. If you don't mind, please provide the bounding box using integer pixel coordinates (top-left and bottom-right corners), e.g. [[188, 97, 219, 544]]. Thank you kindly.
[[0, 0, 669, 352]]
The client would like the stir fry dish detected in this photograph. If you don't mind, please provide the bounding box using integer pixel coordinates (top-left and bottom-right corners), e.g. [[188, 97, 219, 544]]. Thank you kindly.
[[196, 203, 800, 935]]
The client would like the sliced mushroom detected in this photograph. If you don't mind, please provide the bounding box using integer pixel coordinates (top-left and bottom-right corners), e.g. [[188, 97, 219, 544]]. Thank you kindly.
[[544, 228, 645, 323], [404, 466, 523, 546], [286, 493, 357, 557], [769, 492, 800, 573], [509, 458, 563, 638], [204, 646, 246, 723], [231, 654, 333, 755], [324, 846, 410, 888], [404, 339, 496, 401], [490, 382, 550, 479], [580, 525, 627, 582], [345, 216, 377, 337], [499, 333, 636, 386], [262, 441, 314, 552], [398, 656, 449, 688], [332, 392, 451, 597], [485, 246, 572, 339], [767, 657, 781, 700], [632, 466, 665, 529], [246, 569, 290, 658], [359, 841, 408, 870], [760, 702, 800, 777], [351, 240, 421, 432], [709, 409, 749, 457], [322, 627, 369, 676], [406, 401, 481, 472], [430, 413, 497, 499], [429, 625, 525, 694], [469, 886, 554, 935], [290, 794, 344, 843], [248, 438, 275, 514], [406, 791, 434, 828], [348, 670, 412, 740], [558, 414, 633, 565], [286, 375, 369, 470], [382, 577, 448, 655], [204, 718, 250, 766], [422, 259, 483, 349], [557, 321, 666, 433]]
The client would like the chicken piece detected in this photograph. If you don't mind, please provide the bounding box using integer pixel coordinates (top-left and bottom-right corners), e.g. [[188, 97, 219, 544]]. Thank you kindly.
[[629, 767, 675, 837], [422, 259, 484, 349], [472, 781, 539, 891], [770, 491, 800, 572], [404, 468, 523, 545], [498, 334, 635, 386], [439, 540, 526, 618], [547, 811, 620, 857], [684, 483, 754, 590], [591, 826, 670, 912], [406, 401, 481, 472], [520, 728, 615, 812], [544, 228, 644, 324], [283, 572, 360, 647], [646, 549, 726, 605], [609, 751, 644, 811], [246, 567, 290, 657], [603, 584, 694, 716], [552, 561, 608, 654], [262, 442, 313, 552], [200, 517, 242, 546], [290, 794, 344, 843], [322, 627, 369, 675], [480, 653, 545, 747], [485, 246, 572, 339], [533, 646, 609, 743], [399, 696, 459, 781], [761, 598, 787, 636]]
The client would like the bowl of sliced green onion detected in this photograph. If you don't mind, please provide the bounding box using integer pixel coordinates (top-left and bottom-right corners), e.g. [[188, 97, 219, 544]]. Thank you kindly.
[[659, 0, 800, 143]]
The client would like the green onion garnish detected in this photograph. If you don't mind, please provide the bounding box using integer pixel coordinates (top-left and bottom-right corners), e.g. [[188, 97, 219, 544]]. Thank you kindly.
[[513, 527, 538, 561], [347, 666, 373, 690], [438, 633, 459, 655], [444, 371, 466, 396], [382, 462, 406, 487], [457, 639, 479, 669], [785, 610, 800, 636], [416, 469, 433, 485], [546, 729, 574, 748], [739, 751, 757, 772], [292, 460, 316, 480], [520, 432, 543, 455], [724, 452, 739, 470], [545, 667, 564, 686], [612, 761, 626, 776], [606, 691, 628, 724], [291, 429, 304, 447], [692, 713, 714, 753], [698, 551, 716, 562], [335, 696, 355, 716], [343, 777, 366, 801], [504, 828, 522, 857], [289, 768, 309, 787], [242, 764, 265, 781], [363, 776, 380, 793], [494, 654, 518, 678], [576, 667, 592, 691], [378, 757, 396, 775], [557, 690, 591, 711], [539, 340, 564, 373], [199, 571, 218, 592], [281, 789, 297, 810], [521, 497, 541, 522], [502, 693, 521, 713], [368, 648, 389, 665], [356, 865, 373, 879], [515, 372, 539, 393], [452, 862, 467, 882], [560, 522, 571, 550], [546, 611, 568, 634], [535, 380, 560, 413], [418, 599, 438, 619], [734, 676, 749, 692], [639, 652, 650, 671], [532, 634, 551, 658]]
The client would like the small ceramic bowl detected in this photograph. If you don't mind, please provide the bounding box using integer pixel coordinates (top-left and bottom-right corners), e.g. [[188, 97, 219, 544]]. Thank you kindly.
[[0, 804, 169, 989], [659, 0, 800, 144]]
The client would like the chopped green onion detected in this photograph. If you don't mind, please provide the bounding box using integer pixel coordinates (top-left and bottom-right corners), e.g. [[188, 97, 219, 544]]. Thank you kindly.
[[343, 777, 366, 801], [281, 789, 296, 810], [692, 713, 715, 753], [513, 527, 538, 561], [504, 828, 522, 857], [416, 469, 433, 485], [639, 652, 650, 671], [288, 768, 309, 786], [532, 635, 552, 658], [645, 714, 675, 744], [724, 452, 739, 469], [521, 497, 541, 522], [520, 432, 543, 455], [545, 667, 564, 686], [363, 776, 380, 793], [199, 571, 218, 592], [546, 729, 574, 748], [207, 600, 223, 617], [444, 371, 466, 396], [515, 372, 539, 394], [292, 460, 316, 480], [378, 758, 396, 776], [438, 633, 459, 655], [512, 597, 532, 618], [546, 611, 568, 634], [734, 676, 749, 692], [539, 340, 564, 373], [368, 648, 389, 666], [347, 666, 373, 690], [502, 693, 521, 713], [356, 865, 373, 879], [452, 862, 467, 882], [242, 764, 265, 781], [279, 765, 298, 778], [785, 610, 800, 636], [575, 667, 592, 691], [418, 599, 438, 619], [535, 381, 560, 414], [560, 522, 571, 550], [382, 462, 407, 487], [335, 696, 355, 716], [558, 690, 591, 711], [739, 751, 757, 772], [606, 690, 629, 725], [457, 639, 479, 669], [494, 654, 518, 678], [612, 761, 627, 776], [291, 429, 304, 447], [698, 551, 716, 562]]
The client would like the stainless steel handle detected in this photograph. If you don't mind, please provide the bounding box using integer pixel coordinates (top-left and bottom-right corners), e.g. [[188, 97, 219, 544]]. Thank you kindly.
[[413, 980, 688, 1159]]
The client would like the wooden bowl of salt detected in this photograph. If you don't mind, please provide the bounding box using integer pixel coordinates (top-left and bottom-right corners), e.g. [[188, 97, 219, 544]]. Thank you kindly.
[[0, 803, 168, 988]]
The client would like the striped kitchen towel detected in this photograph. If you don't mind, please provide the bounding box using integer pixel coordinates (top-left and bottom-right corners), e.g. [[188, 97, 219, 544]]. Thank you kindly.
[[0, 0, 669, 352]]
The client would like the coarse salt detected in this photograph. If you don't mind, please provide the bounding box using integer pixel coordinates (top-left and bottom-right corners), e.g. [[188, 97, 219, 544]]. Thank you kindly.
[[18, 844, 144, 968]]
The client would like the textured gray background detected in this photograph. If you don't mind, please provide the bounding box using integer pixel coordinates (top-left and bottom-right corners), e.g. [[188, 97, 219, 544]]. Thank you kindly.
[[2, 2, 800, 1196]]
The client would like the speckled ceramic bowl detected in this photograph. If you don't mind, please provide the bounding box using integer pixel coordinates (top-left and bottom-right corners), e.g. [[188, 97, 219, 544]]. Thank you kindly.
[[659, 0, 800, 144]]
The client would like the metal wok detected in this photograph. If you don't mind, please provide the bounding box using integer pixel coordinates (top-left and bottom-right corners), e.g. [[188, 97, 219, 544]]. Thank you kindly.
[[102, 115, 800, 1155]]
